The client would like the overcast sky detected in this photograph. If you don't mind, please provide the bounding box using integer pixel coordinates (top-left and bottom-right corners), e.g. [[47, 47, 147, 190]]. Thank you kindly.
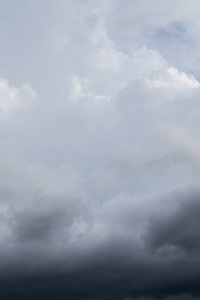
[[0, 1, 200, 299]]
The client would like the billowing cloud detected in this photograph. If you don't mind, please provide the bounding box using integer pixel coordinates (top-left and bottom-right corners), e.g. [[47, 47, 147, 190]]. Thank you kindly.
[[0, 1, 200, 299]]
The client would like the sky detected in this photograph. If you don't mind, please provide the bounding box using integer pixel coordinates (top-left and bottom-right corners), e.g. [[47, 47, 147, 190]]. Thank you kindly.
[[0, 0, 200, 299]]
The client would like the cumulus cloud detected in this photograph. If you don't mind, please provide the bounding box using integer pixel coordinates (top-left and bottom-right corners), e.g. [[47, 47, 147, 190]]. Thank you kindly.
[[105, 0, 200, 73], [0, 1, 200, 299]]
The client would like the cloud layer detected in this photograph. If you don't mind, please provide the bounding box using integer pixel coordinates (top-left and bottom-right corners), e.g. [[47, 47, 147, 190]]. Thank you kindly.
[[0, 1, 200, 299]]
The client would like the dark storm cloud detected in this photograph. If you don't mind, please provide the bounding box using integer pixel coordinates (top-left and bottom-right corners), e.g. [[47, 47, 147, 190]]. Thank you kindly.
[[12, 198, 72, 242], [0, 184, 200, 300], [143, 187, 200, 253]]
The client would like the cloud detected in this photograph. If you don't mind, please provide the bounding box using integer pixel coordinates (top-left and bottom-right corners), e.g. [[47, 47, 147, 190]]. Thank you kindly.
[[162, 125, 200, 166], [105, 0, 200, 74], [145, 67, 200, 90], [126, 295, 200, 300], [0, 79, 36, 120], [106, 0, 199, 35], [0, 1, 200, 299], [143, 184, 200, 253]]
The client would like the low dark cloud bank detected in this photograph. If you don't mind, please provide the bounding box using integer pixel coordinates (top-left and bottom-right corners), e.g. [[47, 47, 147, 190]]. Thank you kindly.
[[0, 183, 200, 299]]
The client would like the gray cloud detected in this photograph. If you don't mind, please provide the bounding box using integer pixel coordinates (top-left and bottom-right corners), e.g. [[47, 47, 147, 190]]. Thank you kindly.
[[0, 1, 200, 299], [143, 187, 200, 252]]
